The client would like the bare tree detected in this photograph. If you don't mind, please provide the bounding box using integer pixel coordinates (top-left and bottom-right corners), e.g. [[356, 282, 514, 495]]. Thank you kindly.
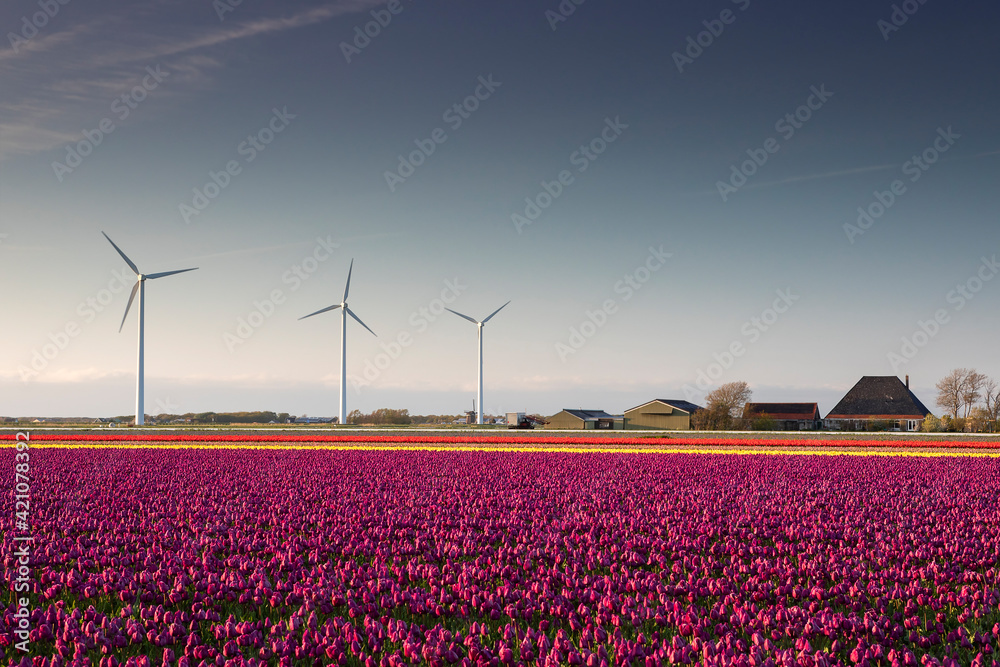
[[961, 371, 988, 418], [936, 368, 968, 419], [984, 377, 1000, 429], [694, 381, 752, 430], [708, 381, 752, 417]]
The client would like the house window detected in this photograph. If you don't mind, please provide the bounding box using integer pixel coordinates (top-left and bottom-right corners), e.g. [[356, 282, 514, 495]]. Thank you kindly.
[[907, 420, 919, 431], [893, 420, 901, 431]]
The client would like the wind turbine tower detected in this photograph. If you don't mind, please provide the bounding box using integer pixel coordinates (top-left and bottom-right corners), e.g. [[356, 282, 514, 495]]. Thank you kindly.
[[446, 301, 510, 425], [102, 232, 198, 426], [299, 260, 376, 426]]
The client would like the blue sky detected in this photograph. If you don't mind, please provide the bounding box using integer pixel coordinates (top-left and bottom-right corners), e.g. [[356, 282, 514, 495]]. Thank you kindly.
[[1, 0, 998, 418]]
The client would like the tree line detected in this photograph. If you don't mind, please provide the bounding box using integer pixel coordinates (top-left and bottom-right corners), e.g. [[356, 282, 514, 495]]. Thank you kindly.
[[98, 410, 483, 426], [116, 411, 293, 424], [931, 368, 1000, 432], [346, 408, 414, 426], [346, 409, 482, 425]]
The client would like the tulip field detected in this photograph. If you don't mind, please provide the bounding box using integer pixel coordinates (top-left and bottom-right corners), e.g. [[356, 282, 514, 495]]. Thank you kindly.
[[3, 438, 1000, 667]]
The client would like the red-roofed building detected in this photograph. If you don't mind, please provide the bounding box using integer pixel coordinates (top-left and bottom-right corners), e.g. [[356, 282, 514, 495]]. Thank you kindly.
[[743, 403, 821, 430]]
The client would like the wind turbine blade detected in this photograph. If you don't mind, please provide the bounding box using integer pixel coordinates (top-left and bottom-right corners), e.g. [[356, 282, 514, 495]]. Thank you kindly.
[[119, 281, 140, 333], [343, 259, 354, 302], [481, 300, 511, 324], [445, 307, 479, 325], [102, 232, 138, 275], [146, 267, 198, 279], [299, 304, 342, 320], [346, 307, 377, 337]]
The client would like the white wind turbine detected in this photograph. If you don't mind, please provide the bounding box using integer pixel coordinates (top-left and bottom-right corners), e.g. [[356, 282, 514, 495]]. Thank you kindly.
[[102, 232, 198, 426], [445, 301, 510, 425], [299, 259, 376, 426]]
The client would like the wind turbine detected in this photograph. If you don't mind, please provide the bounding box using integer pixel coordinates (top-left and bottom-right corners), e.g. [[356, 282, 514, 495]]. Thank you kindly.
[[445, 301, 510, 425], [102, 232, 198, 426], [299, 259, 376, 426]]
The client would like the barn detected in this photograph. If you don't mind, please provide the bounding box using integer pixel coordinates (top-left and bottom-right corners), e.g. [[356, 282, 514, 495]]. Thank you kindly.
[[743, 403, 821, 430], [545, 409, 625, 430], [825, 375, 931, 431], [623, 399, 702, 430]]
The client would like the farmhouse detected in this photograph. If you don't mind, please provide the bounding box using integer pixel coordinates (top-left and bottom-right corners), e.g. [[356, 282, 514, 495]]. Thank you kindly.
[[743, 403, 821, 430], [545, 409, 625, 430], [624, 399, 702, 430], [824, 375, 931, 431]]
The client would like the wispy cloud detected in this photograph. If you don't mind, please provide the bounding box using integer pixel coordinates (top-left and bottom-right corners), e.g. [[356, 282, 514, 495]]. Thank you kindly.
[[689, 149, 1000, 198], [184, 241, 322, 264], [742, 163, 899, 191], [14, 368, 130, 384], [0, 1, 384, 160]]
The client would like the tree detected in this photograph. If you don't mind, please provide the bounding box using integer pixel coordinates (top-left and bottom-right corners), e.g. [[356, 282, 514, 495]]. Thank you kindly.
[[968, 407, 991, 433], [749, 413, 778, 431], [981, 378, 999, 428], [920, 414, 943, 432], [695, 381, 752, 431], [692, 408, 721, 431], [864, 419, 893, 432], [344, 408, 413, 425], [936, 369, 968, 419], [940, 414, 966, 433], [961, 371, 988, 418], [708, 381, 752, 418]]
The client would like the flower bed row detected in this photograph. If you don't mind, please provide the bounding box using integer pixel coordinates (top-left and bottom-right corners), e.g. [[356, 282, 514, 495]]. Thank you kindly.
[[3, 432, 999, 449]]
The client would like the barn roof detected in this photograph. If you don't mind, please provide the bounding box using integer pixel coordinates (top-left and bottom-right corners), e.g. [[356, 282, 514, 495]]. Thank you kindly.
[[561, 409, 619, 421], [744, 403, 820, 420], [625, 399, 703, 414], [826, 376, 931, 419]]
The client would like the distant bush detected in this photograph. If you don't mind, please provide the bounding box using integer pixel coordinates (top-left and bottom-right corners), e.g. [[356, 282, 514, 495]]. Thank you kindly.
[[864, 419, 893, 432], [750, 414, 778, 431], [941, 416, 966, 433], [920, 414, 943, 432], [348, 408, 413, 426]]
